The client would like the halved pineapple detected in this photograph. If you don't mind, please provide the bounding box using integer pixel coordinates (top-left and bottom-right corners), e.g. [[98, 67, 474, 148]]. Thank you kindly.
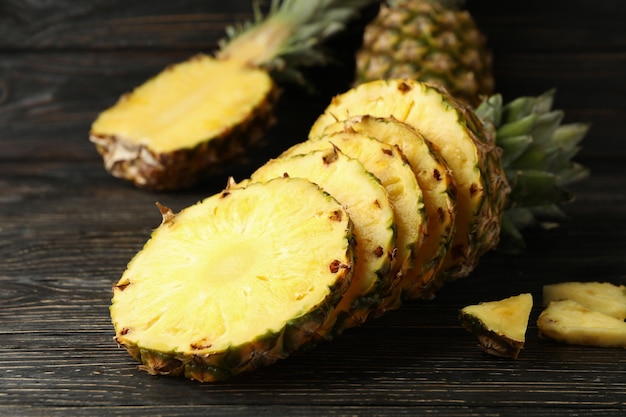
[[310, 79, 510, 289], [537, 300, 626, 349], [91, 55, 279, 190], [543, 282, 626, 320], [319, 115, 456, 299], [459, 293, 533, 359], [279, 130, 427, 313], [247, 147, 396, 336], [110, 177, 355, 382]]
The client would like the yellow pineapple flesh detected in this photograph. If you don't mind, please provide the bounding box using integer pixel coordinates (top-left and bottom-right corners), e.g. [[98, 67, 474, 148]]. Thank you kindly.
[[91, 55, 278, 190], [247, 147, 396, 337], [537, 300, 626, 349], [110, 177, 355, 381], [310, 79, 509, 290], [543, 281, 626, 320], [318, 115, 456, 300], [280, 130, 427, 313]]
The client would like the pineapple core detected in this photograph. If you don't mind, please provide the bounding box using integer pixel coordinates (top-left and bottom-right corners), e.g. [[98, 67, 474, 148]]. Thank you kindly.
[[92, 55, 273, 153]]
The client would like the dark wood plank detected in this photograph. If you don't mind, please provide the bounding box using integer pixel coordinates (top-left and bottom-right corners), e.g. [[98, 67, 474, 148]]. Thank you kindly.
[[2, 1, 626, 416]]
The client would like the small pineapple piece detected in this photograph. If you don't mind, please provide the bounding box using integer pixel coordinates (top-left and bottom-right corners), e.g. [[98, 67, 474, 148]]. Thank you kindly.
[[459, 293, 533, 359], [543, 282, 626, 320], [537, 300, 626, 349], [110, 177, 355, 382], [247, 147, 396, 337]]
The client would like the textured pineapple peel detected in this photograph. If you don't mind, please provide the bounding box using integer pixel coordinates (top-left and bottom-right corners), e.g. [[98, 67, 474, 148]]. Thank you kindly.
[[110, 177, 355, 381]]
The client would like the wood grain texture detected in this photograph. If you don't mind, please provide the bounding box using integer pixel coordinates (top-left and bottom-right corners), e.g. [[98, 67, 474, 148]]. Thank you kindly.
[[1, 1, 626, 416]]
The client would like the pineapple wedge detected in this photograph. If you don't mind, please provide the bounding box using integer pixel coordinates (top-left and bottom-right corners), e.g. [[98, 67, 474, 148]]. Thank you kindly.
[[110, 177, 355, 382], [459, 293, 533, 359], [279, 130, 427, 313], [247, 147, 396, 337], [310, 79, 509, 289], [537, 300, 626, 349], [321, 115, 457, 300], [543, 281, 626, 320]]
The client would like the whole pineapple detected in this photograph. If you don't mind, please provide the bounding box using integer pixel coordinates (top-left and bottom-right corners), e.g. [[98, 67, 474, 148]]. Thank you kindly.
[[90, 0, 378, 191], [354, 0, 494, 107]]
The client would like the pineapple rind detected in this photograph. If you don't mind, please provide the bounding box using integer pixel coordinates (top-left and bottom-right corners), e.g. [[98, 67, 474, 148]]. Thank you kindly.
[[110, 177, 355, 381], [248, 148, 396, 337], [90, 55, 280, 191], [537, 300, 626, 349], [319, 115, 457, 300]]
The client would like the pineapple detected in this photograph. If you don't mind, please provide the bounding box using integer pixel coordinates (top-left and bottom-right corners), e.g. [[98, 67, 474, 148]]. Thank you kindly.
[[537, 300, 626, 349], [110, 177, 355, 381], [543, 282, 626, 321], [355, 0, 494, 107], [318, 115, 456, 300], [459, 293, 533, 359], [310, 78, 510, 291], [90, 0, 377, 191], [279, 129, 428, 313], [245, 147, 396, 336]]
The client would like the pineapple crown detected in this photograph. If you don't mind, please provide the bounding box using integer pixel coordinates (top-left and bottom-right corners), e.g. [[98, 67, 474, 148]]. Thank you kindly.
[[216, 0, 380, 86], [475, 89, 591, 252]]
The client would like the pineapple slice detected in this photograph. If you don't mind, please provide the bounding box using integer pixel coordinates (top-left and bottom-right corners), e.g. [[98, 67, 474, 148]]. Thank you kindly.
[[247, 147, 396, 336], [543, 282, 626, 320], [279, 130, 427, 314], [537, 300, 626, 349], [459, 293, 533, 359], [310, 79, 510, 290], [90, 0, 378, 190], [91, 56, 278, 190], [110, 177, 355, 382], [320, 115, 456, 300]]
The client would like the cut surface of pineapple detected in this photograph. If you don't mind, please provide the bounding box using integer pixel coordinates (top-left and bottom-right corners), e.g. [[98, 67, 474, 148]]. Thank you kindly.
[[459, 293, 533, 359], [90, 55, 278, 190], [543, 281, 626, 321], [537, 300, 626, 349], [110, 177, 354, 381], [320, 115, 456, 299], [248, 147, 396, 335], [280, 130, 427, 312], [311, 79, 509, 285]]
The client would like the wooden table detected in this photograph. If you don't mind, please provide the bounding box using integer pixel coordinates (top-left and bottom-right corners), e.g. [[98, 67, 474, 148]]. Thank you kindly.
[[2, 1, 625, 415]]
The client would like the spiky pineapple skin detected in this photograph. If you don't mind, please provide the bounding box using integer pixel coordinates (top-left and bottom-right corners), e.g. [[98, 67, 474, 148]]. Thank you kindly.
[[355, 0, 494, 107]]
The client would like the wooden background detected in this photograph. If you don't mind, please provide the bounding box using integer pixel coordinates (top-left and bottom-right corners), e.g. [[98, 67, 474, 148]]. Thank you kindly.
[[1, 1, 625, 416]]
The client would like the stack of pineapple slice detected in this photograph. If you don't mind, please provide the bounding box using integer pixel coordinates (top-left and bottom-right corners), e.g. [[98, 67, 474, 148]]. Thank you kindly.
[[111, 78, 514, 382]]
